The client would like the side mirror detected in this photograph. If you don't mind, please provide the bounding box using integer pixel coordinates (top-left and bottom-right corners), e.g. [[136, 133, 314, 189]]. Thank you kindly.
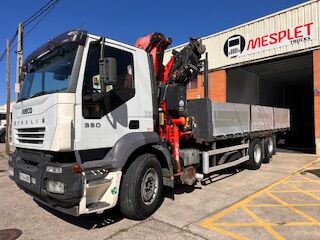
[[99, 57, 117, 91], [99, 37, 117, 92]]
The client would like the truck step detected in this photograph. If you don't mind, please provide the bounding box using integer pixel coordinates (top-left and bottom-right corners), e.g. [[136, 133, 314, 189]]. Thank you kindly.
[[87, 201, 110, 211], [87, 178, 111, 188]]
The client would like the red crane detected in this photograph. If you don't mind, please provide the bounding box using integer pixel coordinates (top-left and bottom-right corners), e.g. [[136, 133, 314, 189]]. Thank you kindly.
[[135, 33, 206, 177]]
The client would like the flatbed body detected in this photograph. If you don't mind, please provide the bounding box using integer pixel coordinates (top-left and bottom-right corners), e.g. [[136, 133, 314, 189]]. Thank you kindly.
[[187, 98, 289, 142]]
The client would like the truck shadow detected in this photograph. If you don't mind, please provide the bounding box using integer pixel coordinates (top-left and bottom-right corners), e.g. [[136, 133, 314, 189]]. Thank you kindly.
[[164, 167, 244, 199], [201, 168, 244, 185], [35, 201, 124, 229], [35, 167, 244, 229], [300, 168, 320, 178]]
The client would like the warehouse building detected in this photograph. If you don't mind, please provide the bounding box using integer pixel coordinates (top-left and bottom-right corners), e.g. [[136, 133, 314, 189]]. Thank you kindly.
[[165, 0, 320, 154]]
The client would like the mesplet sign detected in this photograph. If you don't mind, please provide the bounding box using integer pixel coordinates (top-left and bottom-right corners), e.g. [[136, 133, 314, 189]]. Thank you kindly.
[[224, 22, 314, 58]]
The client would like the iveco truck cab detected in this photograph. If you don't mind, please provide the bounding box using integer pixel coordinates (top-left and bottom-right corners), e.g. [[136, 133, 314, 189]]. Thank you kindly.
[[9, 30, 170, 219]]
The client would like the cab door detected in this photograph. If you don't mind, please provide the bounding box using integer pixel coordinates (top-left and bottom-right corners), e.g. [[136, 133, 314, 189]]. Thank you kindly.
[[74, 38, 140, 150]]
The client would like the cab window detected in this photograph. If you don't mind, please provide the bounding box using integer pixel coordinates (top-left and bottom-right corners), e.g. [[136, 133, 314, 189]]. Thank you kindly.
[[82, 42, 135, 119]]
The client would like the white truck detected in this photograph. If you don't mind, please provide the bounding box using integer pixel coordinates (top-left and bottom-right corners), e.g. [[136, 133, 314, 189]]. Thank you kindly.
[[8, 30, 290, 220]]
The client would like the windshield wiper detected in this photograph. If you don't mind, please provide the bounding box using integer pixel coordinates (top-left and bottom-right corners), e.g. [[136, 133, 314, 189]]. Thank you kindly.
[[18, 88, 68, 102], [17, 97, 28, 102], [30, 88, 68, 99], [17, 93, 46, 102], [30, 90, 50, 99]]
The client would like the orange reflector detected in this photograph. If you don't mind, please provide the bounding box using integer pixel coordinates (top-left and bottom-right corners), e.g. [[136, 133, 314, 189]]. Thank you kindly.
[[159, 112, 165, 126], [72, 164, 82, 173]]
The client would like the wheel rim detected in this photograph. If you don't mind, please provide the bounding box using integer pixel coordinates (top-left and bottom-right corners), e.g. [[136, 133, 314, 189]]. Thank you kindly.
[[141, 168, 159, 205], [254, 144, 262, 163], [267, 138, 273, 153]]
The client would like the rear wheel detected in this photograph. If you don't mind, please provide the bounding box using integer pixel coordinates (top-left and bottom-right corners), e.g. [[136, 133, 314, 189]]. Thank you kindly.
[[263, 136, 273, 163], [119, 153, 163, 220], [244, 139, 263, 170], [272, 134, 276, 155]]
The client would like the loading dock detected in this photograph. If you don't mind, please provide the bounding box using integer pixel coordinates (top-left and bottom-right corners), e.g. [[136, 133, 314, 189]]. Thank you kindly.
[[165, 0, 320, 154], [227, 53, 315, 153]]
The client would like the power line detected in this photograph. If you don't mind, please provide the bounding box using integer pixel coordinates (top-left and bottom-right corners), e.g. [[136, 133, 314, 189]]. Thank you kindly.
[[10, 2, 58, 51], [23, 0, 58, 28], [0, 0, 59, 62], [25, 8, 55, 38], [0, 31, 18, 62]]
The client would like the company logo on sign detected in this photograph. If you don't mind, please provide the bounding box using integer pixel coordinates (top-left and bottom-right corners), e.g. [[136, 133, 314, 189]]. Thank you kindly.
[[224, 22, 314, 58], [223, 35, 246, 58]]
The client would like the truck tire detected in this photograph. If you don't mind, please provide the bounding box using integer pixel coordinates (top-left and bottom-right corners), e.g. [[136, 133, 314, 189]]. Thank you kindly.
[[263, 136, 273, 163], [272, 134, 276, 155], [245, 139, 263, 170], [0, 133, 5, 143], [119, 153, 163, 220]]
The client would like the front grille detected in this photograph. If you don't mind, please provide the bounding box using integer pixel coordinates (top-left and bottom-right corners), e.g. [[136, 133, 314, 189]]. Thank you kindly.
[[16, 127, 45, 144]]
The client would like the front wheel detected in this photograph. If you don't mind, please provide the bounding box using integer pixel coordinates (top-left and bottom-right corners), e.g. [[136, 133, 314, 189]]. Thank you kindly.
[[119, 153, 163, 220]]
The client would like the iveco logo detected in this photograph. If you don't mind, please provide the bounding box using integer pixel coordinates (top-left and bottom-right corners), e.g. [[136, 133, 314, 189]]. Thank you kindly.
[[22, 108, 32, 115]]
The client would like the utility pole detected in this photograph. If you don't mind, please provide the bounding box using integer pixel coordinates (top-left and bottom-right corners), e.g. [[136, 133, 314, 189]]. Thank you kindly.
[[6, 39, 10, 155], [15, 23, 23, 100]]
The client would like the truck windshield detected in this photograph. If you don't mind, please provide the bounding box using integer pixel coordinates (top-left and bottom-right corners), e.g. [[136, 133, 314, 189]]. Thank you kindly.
[[18, 42, 78, 101]]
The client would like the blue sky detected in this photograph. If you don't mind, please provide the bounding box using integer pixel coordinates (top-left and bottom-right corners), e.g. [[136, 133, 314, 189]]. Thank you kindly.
[[0, 0, 307, 104]]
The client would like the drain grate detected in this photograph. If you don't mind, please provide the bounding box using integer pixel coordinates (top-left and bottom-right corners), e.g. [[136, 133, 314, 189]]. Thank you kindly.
[[0, 229, 22, 240]]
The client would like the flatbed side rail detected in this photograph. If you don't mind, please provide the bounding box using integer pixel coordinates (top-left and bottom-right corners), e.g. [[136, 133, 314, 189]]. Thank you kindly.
[[202, 143, 249, 174]]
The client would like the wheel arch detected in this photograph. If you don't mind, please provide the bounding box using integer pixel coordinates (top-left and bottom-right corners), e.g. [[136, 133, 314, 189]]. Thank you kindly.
[[122, 144, 174, 188], [96, 132, 174, 188]]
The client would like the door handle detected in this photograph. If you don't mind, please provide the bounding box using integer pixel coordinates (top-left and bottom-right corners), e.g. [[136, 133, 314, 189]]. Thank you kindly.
[[129, 120, 139, 129]]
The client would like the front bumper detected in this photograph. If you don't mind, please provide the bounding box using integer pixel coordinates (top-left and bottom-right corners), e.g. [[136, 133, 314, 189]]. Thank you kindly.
[[9, 148, 122, 216], [9, 149, 83, 208]]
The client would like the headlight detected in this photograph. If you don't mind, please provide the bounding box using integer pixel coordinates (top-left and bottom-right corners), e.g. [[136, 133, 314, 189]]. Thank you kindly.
[[45, 180, 64, 194], [46, 166, 62, 174], [8, 167, 14, 177]]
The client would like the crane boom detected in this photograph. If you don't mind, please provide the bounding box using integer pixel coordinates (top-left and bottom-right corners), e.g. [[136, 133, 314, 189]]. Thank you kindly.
[[135, 33, 206, 177]]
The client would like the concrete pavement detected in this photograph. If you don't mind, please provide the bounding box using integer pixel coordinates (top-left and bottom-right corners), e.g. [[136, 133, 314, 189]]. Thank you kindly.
[[0, 144, 318, 240], [199, 159, 320, 240]]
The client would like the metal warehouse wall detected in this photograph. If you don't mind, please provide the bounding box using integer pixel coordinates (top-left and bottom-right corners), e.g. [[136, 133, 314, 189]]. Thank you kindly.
[[164, 0, 320, 70]]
